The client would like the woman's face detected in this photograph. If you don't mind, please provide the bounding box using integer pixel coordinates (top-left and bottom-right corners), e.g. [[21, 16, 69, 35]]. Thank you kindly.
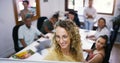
[[95, 37, 106, 50], [98, 19, 105, 28], [68, 14, 74, 21], [55, 26, 71, 50]]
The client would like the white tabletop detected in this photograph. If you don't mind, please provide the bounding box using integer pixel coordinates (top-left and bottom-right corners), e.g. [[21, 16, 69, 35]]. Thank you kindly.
[[79, 29, 95, 59]]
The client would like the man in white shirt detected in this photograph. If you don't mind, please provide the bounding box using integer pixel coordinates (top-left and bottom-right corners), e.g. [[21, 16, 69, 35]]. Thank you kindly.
[[18, 15, 43, 48], [84, 0, 97, 30]]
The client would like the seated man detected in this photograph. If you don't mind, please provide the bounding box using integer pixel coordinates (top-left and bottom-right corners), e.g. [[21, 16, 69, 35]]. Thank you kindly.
[[40, 13, 59, 34], [20, 0, 33, 21], [18, 15, 44, 49]]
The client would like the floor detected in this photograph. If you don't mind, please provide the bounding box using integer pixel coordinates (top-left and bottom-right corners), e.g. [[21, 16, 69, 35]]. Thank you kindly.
[[109, 43, 120, 63]]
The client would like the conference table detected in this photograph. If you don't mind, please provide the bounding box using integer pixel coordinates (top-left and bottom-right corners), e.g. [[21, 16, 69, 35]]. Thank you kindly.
[[9, 29, 96, 61]]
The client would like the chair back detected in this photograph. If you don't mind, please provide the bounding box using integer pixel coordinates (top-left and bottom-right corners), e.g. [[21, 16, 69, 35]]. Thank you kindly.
[[102, 41, 110, 63], [12, 24, 23, 52], [102, 28, 120, 63], [102, 22, 120, 63], [37, 17, 48, 31]]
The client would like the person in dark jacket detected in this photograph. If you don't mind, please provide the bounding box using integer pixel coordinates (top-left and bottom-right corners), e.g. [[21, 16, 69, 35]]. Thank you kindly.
[[67, 10, 81, 27]]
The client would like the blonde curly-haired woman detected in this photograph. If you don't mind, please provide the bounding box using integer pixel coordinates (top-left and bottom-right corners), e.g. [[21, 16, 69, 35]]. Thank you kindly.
[[43, 20, 84, 62]]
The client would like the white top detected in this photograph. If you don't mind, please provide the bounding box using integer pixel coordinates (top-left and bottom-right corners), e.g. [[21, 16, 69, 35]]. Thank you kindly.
[[18, 25, 42, 47], [95, 27, 110, 38], [84, 7, 97, 22]]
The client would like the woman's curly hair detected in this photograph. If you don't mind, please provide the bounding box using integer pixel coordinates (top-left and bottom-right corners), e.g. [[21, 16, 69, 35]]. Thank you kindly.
[[52, 20, 84, 61]]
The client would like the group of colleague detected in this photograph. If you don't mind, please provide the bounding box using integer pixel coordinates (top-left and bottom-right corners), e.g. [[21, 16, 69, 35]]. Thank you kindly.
[[15, 0, 111, 63]]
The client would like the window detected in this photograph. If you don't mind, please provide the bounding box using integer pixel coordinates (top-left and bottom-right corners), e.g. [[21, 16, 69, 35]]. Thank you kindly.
[[65, 0, 115, 15], [93, 0, 115, 15], [65, 0, 84, 15]]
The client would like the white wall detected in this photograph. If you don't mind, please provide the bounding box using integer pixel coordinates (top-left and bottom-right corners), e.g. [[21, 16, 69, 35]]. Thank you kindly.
[[0, 0, 15, 57], [40, 0, 65, 18]]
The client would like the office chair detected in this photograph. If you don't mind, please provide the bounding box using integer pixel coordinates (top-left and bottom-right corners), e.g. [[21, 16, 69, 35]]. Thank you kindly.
[[12, 23, 24, 52], [102, 22, 120, 63], [37, 16, 48, 32]]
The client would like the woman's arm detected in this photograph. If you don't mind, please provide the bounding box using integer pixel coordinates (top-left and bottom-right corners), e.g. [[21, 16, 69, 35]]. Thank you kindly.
[[86, 35, 96, 41], [86, 35, 95, 38], [87, 53, 103, 63]]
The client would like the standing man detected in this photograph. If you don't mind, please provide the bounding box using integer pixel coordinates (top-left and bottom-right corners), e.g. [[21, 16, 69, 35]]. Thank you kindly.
[[20, 0, 33, 21], [84, 0, 97, 30]]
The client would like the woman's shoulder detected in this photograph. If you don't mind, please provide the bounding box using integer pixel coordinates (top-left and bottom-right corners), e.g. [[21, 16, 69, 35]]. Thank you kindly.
[[94, 49, 105, 58], [99, 49, 105, 57], [87, 50, 105, 63]]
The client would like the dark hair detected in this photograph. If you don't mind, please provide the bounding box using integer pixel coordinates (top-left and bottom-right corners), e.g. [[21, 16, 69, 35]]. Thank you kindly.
[[89, 0, 93, 1], [52, 13, 59, 20], [99, 35, 108, 47], [69, 11, 76, 16], [68, 9, 77, 17], [68, 10, 80, 27], [23, 0, 29, 5], [98, 17, 106, 24]]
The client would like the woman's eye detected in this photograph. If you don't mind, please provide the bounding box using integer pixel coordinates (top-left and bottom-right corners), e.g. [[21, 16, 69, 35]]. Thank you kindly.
[[56, 36, 59, 38], [97, 40, 100, 43], [63, 35, 68, 38]]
